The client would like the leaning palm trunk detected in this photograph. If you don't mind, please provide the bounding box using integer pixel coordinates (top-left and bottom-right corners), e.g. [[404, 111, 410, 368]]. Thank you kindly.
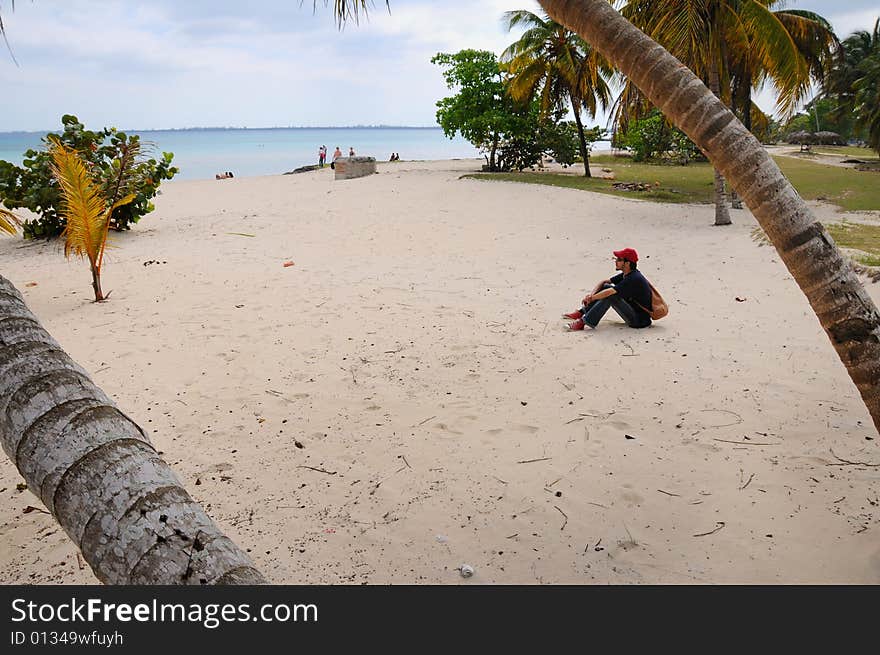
[[0, 275, 266, 584], [538, 0, 880, 433]]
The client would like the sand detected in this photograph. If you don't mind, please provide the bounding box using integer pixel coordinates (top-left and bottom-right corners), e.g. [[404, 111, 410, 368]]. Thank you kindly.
[[1, 158, 878, 584]]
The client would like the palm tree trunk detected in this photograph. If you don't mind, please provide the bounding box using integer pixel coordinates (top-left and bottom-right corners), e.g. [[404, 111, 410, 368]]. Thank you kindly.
[[90, 265, 104, 302], [571, 95, 592, 177], [707, 59, 732, 225], [538, 0, 880, 434], [0, 275, 266, 584]]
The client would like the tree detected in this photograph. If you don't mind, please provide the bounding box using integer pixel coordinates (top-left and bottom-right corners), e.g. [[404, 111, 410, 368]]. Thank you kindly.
[[432, 50, 508, 171], [0, 115, 179, 239], [531, 0, 880, 433], [49, 139, 137, 302], [619, 0, 835, 225], [433, 49, 553, 172], [824, 20, 880, 153], [501, 10, 612, 177], [621, 109, 701, 164], [0, 275, 266, 584], [782, 97, 859, 142]]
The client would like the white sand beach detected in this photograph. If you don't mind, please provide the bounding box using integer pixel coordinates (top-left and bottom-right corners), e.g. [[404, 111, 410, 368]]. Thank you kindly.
[[1, 158, 878, 584]]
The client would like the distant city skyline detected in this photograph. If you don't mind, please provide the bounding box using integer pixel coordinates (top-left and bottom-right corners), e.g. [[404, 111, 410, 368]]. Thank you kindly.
[[0, 0, 876, 133]]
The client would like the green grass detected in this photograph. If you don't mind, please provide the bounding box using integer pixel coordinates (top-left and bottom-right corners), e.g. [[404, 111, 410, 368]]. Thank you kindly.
[[825, 222, 880, 260], [807, 145, 880, 160], [774, 157, 880, 211], [465, 152, 880, 212], [752, 220, 880, 268]]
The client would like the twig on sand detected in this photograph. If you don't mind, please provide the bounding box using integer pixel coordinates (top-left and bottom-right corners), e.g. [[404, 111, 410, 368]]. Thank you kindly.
[[714, 438, 781, 446], [699, 409, 743, 428], [226, 232, 255, 237], [566, 412, 609, 424], [554, 505, 568, 531], [828, 448, 880, 467], [415, 415, 436, 427], [517, 457, 552, 464], [657, 489, 680, 497], [739, 473, 755, 490], [693, 521, 726, 538], [23, 505, 49, 515], [620, 341, 637, 356], [588, 501, 609, 509], [400, 455, 412, 469], [492, 475, 509, 485], [297, 465, 337, 475]]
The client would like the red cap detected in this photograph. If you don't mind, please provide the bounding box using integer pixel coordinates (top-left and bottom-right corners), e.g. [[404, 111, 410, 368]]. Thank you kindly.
[[613, 248, 638, 263]]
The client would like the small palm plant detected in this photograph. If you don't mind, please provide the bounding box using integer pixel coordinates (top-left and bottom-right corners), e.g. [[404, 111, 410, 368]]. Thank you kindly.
[[48, 138, 136, 302]]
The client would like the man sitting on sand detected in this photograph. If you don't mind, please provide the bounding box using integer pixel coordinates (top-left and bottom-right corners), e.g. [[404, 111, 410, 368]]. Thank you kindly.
[[564, 248, 652, 331]]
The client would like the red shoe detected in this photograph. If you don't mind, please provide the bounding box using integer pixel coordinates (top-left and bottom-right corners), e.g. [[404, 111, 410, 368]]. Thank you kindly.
[[568, 318, 585, 331], [563, 310, 582, 320]]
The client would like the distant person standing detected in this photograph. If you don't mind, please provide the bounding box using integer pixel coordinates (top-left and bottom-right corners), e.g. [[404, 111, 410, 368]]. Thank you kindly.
[[318, 145, 326, 167], [349, 147, 355, 157]]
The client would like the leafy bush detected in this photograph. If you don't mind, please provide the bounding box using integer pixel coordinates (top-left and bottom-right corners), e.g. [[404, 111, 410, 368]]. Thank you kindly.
[[621, 110, 702, 164], [0, 115, 178, 239]]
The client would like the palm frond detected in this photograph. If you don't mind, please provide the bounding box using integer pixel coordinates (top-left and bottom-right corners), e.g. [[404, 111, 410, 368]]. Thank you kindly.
[[318, 1, 389, 27], [49, 140, 111, 267], [0, 0, 18, 66], [0, 207, 20, 235]]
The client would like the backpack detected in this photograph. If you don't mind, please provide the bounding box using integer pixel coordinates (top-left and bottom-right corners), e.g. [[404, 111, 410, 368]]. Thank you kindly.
[[638, 282, 668, 320]]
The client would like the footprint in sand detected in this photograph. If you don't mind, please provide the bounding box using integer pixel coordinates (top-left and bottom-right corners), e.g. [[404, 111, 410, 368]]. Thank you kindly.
[[620, 490, 645, 506]]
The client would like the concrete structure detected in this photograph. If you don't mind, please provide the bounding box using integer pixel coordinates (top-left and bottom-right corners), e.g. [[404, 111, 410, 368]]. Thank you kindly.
[[334, 156, 377, 180]]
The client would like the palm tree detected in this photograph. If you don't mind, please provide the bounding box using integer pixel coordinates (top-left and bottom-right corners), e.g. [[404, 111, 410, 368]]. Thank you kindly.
[[824, 19, 880, 153], [529, 0, 880, 432], [727, 6, 838, 207], [502, 10, 612, 177], [49, 139, 136, 301], [0, 275, 266, 583], [618, 0, 833, 225]]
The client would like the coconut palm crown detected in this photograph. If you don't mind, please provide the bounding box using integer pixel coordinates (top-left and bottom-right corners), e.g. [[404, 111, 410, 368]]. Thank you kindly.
[[501, 10, 613, 177]]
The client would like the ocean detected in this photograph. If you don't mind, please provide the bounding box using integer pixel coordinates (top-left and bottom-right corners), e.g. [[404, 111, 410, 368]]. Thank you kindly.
[[0, 127, 481, 181]]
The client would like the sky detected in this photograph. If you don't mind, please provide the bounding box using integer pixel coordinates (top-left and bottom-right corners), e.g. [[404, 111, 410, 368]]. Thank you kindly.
[[0, 0, 878, 133]]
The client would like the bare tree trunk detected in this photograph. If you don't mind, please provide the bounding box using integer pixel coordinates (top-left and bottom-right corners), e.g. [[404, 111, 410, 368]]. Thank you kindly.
[[538, 0, 880, 434], [0, 275, 266, 584], [727, 79, 751, 209], [571, 94, 592, 178], [707, 59, 732, 225]]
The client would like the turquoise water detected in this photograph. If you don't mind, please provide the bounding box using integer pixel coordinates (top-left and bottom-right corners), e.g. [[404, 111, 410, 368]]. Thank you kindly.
[[0, 127, 480, 181]]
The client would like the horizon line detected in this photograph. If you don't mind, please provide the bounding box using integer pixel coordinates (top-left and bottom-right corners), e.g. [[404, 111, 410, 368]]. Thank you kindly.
[[0, 125, 443, 135]]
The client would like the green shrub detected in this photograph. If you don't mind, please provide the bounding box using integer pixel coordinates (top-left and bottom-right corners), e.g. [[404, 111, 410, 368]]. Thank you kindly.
[[621, 109, 702, 164], [0, 115, 178, 239]]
